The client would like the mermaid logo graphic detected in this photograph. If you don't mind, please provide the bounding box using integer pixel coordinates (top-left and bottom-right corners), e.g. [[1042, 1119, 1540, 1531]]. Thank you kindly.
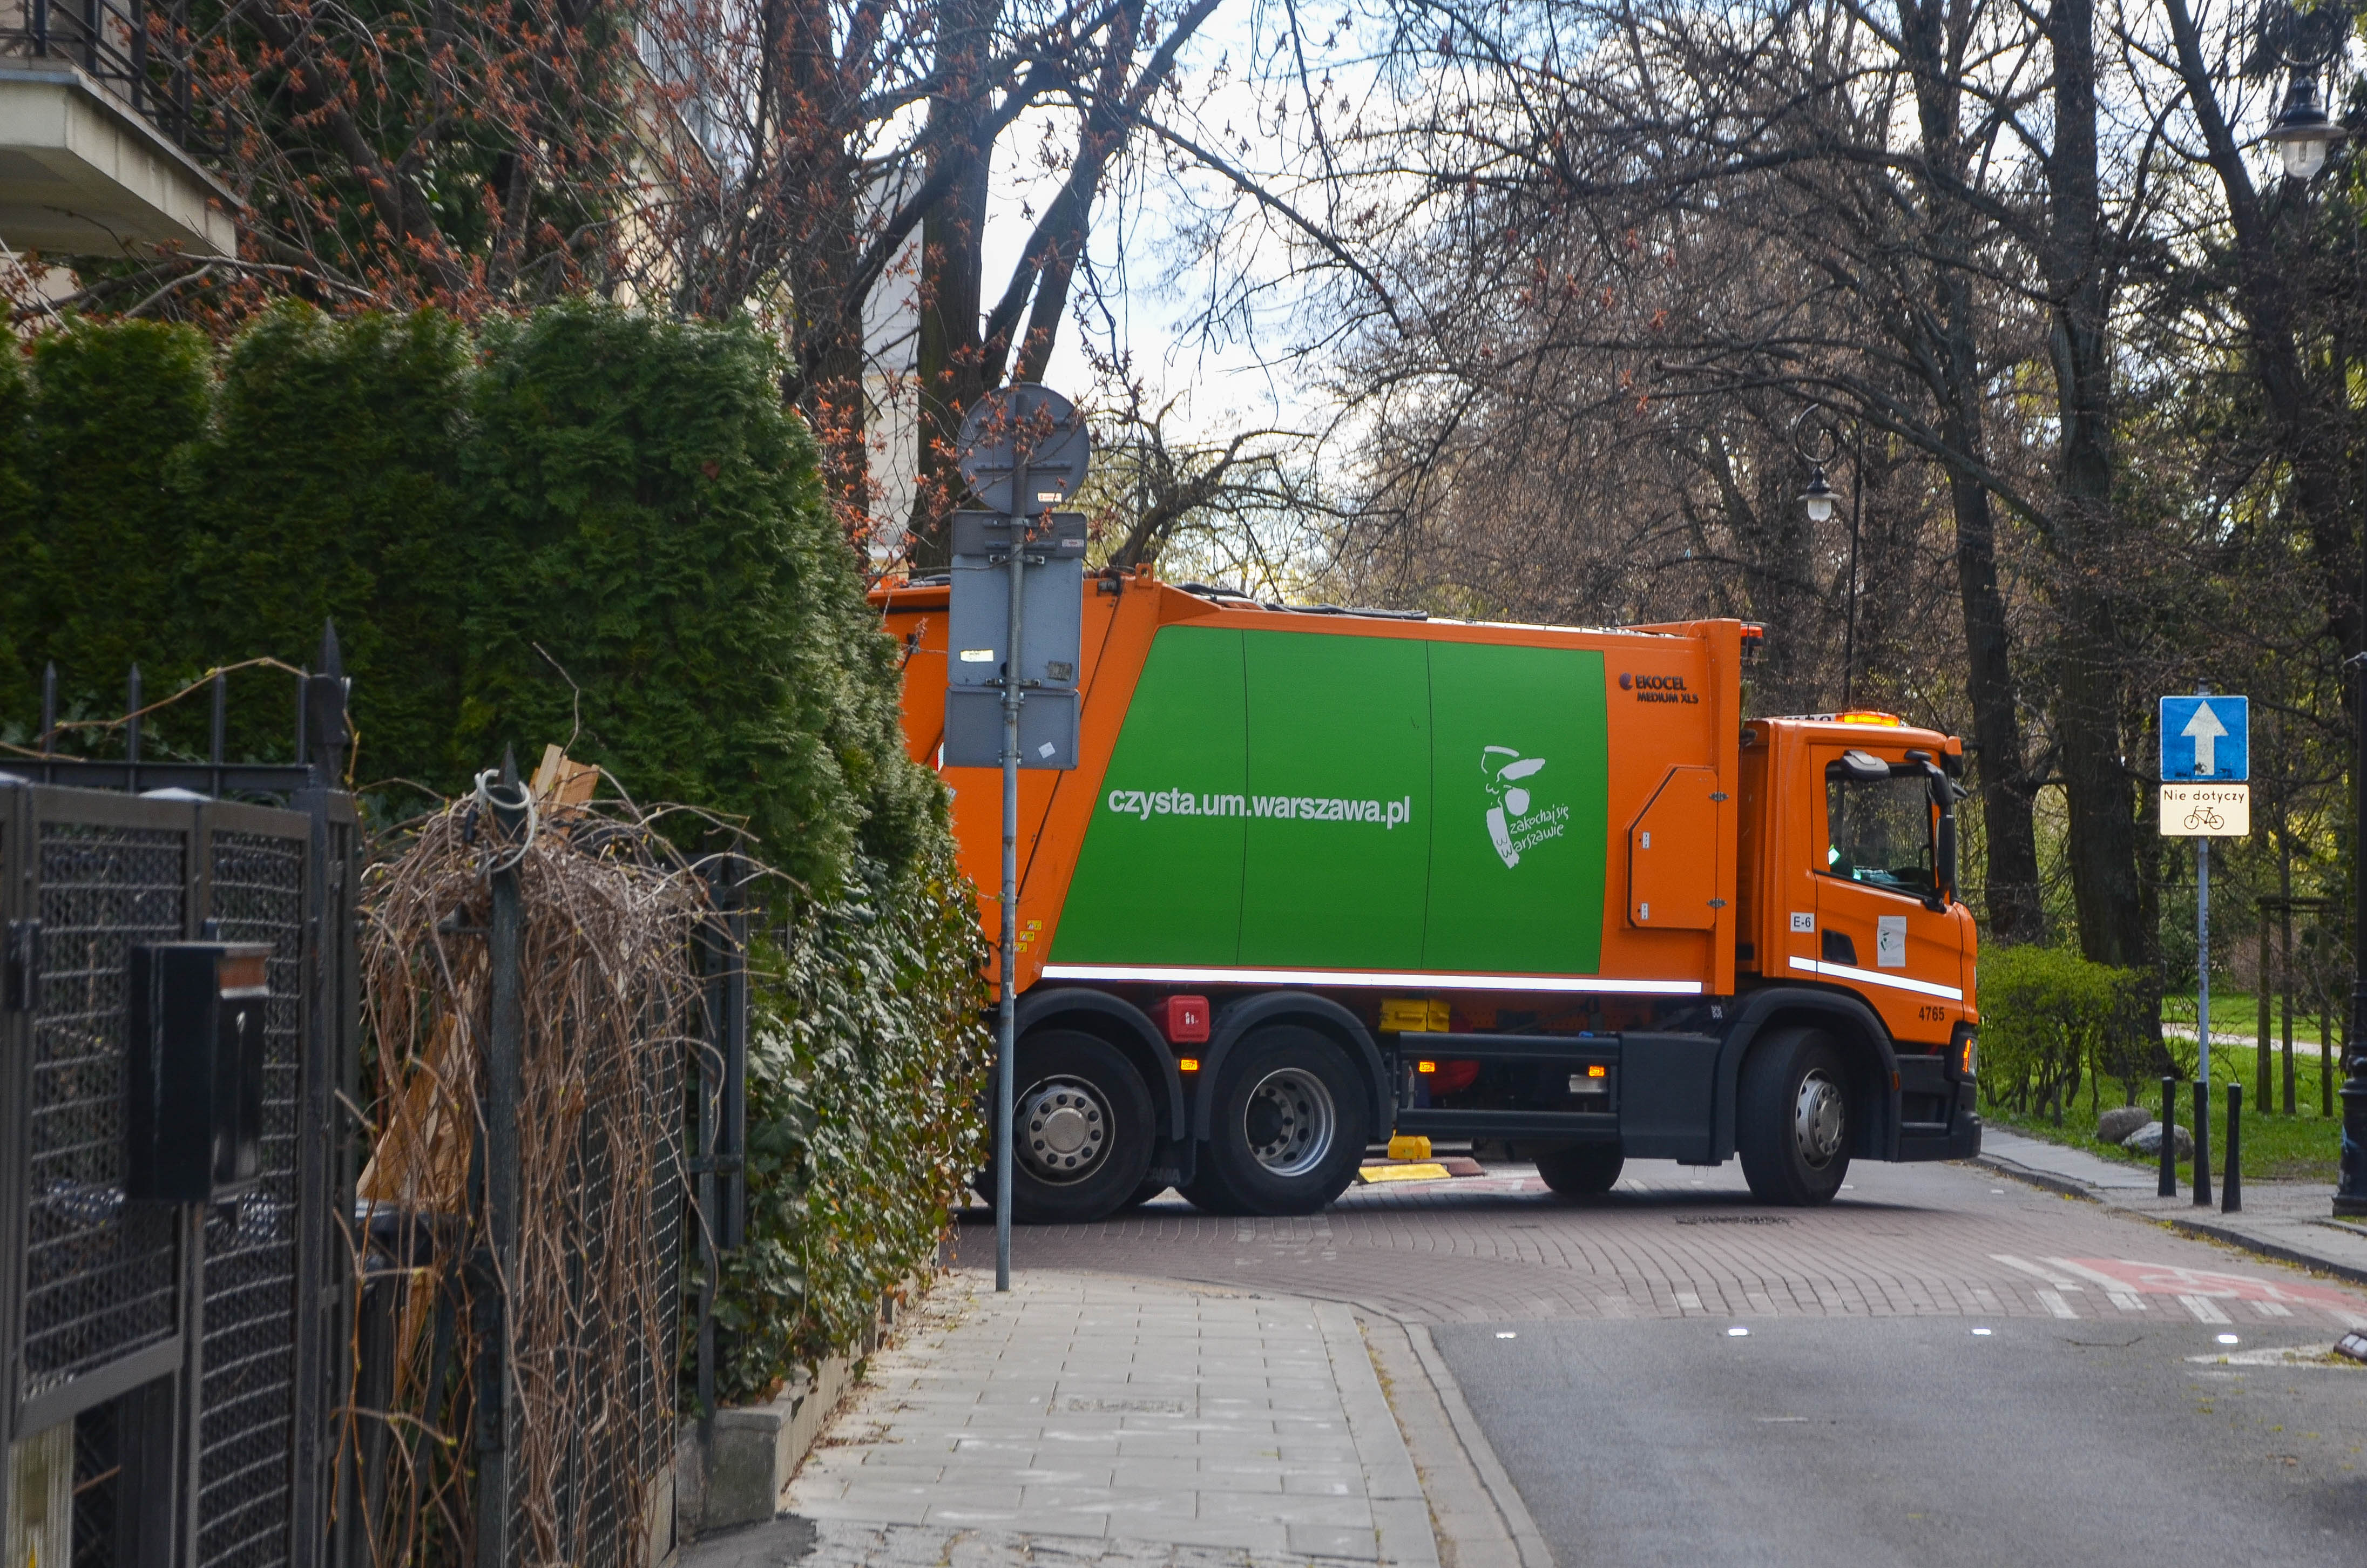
[[1483, 745, 1565, 868]]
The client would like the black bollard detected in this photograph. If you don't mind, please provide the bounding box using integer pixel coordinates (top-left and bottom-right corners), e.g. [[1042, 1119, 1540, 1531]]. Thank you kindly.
[[2159, 1077, 2177, 1198], [2224, 1083, 2242, 1214], [2193, 1081, 2213, 1207]]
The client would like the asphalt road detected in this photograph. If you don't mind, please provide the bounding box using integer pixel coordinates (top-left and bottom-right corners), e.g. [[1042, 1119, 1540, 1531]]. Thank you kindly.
[[1435, 1315, 2365, 1568], [955, 1153, 2367, 1565]]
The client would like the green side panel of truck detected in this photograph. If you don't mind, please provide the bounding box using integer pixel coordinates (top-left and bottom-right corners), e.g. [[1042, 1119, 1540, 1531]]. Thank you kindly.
[[1050, 625, 1610, 975], [1238, 631, 1432, 967], [1418, 639, 1609, 974], [1053, 625, 1249, 963]]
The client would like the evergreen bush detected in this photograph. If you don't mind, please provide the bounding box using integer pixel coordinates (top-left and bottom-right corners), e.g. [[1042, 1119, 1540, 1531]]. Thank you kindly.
[[0, 303, 983, 1400]]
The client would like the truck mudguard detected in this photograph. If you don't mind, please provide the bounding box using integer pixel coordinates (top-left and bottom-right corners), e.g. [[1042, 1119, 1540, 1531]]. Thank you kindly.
[[1199, 990, 1390, 1140], [1711, 987, 1903, 1163], [1015, 988, 1189, 1143]]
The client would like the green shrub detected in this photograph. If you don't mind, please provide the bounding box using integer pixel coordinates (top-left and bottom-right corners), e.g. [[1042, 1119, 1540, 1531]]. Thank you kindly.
[[1, 321, 209, 738], [457, 303, 936, 890], [0, 304, 985, 1400], [1977, 945, 2155, 1121], [714, 845, 989, 1401]]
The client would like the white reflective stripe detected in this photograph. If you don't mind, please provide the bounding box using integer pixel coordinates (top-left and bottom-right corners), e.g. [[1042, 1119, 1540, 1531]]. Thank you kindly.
[[1787, 955, 1963, 1001], [1038, 963, 1703, 994]]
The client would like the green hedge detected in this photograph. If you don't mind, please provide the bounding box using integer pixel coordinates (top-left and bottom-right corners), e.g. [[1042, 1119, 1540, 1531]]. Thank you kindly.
[[1, 302, 934, 893], [0, 303, 983, 1395], [716, 847, 988, 1402]]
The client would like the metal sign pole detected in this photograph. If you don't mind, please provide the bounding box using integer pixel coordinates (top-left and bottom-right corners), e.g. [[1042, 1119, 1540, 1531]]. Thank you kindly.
[[945, 383, 1090, 1280], [2198, 834, 2211, 1094], [995, 463, 1030, 1294], [2197, 687, 2212, 1099]]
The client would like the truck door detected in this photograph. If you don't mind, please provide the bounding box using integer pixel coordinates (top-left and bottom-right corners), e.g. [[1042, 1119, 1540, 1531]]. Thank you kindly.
[[1810, 746, 1964, 1044]]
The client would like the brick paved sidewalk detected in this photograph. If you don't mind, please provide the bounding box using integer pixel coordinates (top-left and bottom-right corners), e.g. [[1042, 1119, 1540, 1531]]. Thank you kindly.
[[776, 1270, 1437, 1567]]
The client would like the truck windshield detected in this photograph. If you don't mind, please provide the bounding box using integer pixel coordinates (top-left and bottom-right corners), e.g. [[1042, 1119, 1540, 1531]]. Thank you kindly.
[[1825, 765, 1935, 897]]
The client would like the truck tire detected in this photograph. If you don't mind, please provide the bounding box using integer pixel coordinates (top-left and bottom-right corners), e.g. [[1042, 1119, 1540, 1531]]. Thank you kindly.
[[1000, 1030, 1157, 1224], [1534, 1142, 1624, 1195], [1176, 1163, 1247, 1215], [1115, 1174, 1171, 1212], [1198, 1026, 1370, 1215], [1737, 1027, 1852, 1206]]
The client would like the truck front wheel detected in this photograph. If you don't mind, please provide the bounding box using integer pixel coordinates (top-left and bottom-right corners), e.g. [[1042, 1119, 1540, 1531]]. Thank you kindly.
[[998, 1030, 1156, 1224], [1737, 1027, 1852, 1206], [1195, 1026, 1370, 1215]]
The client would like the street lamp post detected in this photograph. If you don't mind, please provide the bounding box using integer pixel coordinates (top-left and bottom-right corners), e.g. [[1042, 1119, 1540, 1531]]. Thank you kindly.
[[1795, 407, 1864, 708], [2264, 26, 2367, 1216]]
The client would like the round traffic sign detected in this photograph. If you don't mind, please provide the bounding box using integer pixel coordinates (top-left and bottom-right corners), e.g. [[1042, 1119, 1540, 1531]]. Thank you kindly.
[[956, 384, 1091, 514]]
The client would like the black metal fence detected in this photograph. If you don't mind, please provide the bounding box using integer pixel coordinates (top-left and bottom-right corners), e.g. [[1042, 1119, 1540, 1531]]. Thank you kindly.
[[2, 642, 359, 1568], [7, 637, 748, 1568]]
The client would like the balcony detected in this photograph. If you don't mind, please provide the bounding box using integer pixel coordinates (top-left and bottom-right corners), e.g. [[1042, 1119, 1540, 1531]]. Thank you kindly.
[[0, 0, 232, 257]]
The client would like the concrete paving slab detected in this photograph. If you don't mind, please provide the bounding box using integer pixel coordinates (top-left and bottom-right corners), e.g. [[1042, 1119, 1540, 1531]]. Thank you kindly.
[[775, 1270, 1441, 1567]]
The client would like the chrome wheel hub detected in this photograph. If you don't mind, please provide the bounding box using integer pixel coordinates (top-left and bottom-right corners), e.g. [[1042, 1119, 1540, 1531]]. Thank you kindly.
[[1793, 1069, 1846, 1169], [1019, 1078, 1108, 1182], [1242, 1067, 1336, 1178]]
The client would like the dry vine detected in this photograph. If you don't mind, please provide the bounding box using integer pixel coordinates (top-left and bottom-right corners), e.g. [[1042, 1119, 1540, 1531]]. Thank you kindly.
[[345, 787, 722, 1568]]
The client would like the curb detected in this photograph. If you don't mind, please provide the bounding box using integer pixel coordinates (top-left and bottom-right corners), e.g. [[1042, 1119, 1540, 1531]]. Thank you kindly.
[[2159, 1214, 2367, 1291], [1401, 1324, 1554, 1568], [1978, 1153, 2367, 1290], [1315, 1299, 1443, 1568], [1972, 1153, 2105, 1204]]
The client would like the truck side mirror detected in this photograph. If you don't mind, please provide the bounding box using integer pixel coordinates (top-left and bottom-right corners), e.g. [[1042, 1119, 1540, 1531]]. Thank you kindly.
[[1905, 751, 1957, 910]]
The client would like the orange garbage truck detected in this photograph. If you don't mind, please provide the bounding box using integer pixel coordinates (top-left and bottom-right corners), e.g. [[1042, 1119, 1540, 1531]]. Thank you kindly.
[[874, 569, 1981, 1221]]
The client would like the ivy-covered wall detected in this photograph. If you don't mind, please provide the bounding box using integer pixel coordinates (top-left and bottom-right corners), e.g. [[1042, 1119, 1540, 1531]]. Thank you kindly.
[[0, 303, 985, 1394]]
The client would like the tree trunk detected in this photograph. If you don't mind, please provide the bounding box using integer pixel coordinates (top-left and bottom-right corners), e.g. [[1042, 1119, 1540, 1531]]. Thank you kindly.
[[906, 0, 1003, 570], [2043, 0, 2142, 971], [1896, 0, 2044, 943]]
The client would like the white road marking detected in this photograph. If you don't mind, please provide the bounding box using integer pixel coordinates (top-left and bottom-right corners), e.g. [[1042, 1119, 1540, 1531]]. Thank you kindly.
[[2037, 1290, 2078, 1319], [2251, 1301, 2292, 1319], [1993, 1255, 2087, 1290], [1674, 1290, 1704, 1313], [2179, 1295, 2232, 1324], [2043, 1258, 2150, 1308]]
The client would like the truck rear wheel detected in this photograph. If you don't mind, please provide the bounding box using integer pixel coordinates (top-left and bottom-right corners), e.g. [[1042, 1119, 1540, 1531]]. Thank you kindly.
[[999, 1030, 1156, 1224], [1196, 1026, 1369, 1215], [1737, 1027, 1852, 1206], [1534, 1143, 1624, 1195]]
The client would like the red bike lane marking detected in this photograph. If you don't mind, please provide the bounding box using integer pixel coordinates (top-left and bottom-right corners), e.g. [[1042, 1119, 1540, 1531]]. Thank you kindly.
[[2065, 1258, 2366, 1310]]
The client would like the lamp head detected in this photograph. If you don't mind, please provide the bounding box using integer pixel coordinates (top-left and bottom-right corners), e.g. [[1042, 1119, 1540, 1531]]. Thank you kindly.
[[2267, 73, 2338, 181], [1800, 465, 1837, 524]]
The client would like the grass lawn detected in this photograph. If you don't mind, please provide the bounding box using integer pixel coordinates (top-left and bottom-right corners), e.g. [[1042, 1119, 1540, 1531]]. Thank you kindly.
[[2164, 989, 2343, 1048], [1986, 1041, 2346, 1184]]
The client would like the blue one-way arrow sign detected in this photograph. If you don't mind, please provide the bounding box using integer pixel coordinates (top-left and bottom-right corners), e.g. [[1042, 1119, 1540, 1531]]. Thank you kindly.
[[2160, 694, 2249, 781]]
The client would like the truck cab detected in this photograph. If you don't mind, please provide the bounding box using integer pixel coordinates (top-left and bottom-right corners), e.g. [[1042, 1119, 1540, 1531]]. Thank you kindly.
[[874, 571, 1981, 1222]]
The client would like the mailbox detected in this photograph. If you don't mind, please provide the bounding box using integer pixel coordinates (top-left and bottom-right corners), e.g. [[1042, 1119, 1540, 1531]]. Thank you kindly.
[[126, 942, 270, 1204]]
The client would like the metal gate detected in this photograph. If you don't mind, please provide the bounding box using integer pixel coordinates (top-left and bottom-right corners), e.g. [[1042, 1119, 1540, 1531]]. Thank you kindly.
[[2, 653, 359, 1568]]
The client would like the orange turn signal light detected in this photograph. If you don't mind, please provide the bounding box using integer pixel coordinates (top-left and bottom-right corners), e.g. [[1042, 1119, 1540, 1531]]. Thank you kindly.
[[1587, 1064, 1607, 1078], [1837, 710, 1904, 726], [1179, 1057, 1200, 1073], [1417, 1060, 1437, 1074]]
